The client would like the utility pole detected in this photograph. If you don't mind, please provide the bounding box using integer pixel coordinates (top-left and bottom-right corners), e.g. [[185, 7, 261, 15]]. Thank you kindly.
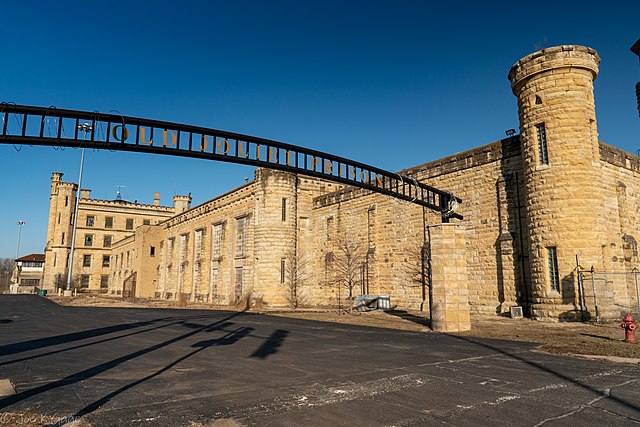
[[16, 220, 25, 259], [65, 123, 92, 295], [631, 38, 640, 117]]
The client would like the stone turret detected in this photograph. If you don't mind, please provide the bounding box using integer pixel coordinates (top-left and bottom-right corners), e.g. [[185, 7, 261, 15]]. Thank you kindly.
[[173, 194, 192, 214], [509, 45, 604, 319]]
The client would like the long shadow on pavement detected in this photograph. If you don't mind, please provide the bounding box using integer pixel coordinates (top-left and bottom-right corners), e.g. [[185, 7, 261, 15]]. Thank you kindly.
[[0, 311, 245, 411], [448, 334, 640, 414], [58, 325, 254, 425], [0, 314, 221, 367]]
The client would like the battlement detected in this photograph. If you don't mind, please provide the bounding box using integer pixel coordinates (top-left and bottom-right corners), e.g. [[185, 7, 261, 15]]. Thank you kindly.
[[508, 45, 600, 93]]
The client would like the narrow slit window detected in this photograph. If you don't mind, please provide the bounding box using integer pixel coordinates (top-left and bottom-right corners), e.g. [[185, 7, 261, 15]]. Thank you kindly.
[[547, 246, 560, 292], [536, 123, 549, 165], [282, 198, 287, 222]]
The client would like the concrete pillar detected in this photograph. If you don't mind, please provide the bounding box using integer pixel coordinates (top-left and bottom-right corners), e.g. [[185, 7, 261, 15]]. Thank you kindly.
[[429, 223, 471, 332]]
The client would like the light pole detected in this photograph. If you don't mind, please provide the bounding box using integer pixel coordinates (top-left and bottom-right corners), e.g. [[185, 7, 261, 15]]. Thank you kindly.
[[66, 123, 92, 294], [16, 220, 25, 259]]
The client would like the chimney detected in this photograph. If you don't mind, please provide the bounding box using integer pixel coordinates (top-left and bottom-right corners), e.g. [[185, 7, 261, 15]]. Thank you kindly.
[[153, 192, 160, 206]]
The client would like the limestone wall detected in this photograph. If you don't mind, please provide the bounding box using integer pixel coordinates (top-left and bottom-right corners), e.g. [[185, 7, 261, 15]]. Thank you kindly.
[[312, 137, 526, 314]]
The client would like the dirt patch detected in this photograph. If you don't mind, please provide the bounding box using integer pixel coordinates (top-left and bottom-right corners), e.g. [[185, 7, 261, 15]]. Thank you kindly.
[[46, 295, 639, 360]]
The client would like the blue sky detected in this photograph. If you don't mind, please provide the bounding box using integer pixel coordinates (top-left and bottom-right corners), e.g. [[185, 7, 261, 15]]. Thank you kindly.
[[1, 0, 639, 258]]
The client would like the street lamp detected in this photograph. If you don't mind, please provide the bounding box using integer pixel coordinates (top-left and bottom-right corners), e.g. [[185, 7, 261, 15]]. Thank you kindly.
[[66, 123, 92, 293], [16, 220, 25, 259]]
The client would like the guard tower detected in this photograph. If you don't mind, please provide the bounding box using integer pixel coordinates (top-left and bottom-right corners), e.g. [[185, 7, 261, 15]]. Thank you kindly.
[[509, 45, 605, 319]]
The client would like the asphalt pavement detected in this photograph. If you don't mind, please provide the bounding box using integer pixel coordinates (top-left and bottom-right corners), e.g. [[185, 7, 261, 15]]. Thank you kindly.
[[0, 295, 639, 426]]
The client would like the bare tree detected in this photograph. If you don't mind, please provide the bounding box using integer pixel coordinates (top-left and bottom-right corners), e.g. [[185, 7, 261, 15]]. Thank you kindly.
[[0, 258, 15, 293], [401, 239, 431, 313], [331, 235, 366, 314], [283, 248, 311, 309]]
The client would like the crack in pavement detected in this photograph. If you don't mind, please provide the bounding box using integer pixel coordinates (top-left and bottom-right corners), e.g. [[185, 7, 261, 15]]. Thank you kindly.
[[533, 379, 640, 426]]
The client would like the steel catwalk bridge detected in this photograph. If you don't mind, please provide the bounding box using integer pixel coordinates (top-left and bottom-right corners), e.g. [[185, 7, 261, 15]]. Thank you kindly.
[[0, 103, 462, 222]]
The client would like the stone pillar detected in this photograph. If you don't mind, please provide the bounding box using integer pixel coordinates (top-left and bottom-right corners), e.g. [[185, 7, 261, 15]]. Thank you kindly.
[[429, 223, 471, 332]]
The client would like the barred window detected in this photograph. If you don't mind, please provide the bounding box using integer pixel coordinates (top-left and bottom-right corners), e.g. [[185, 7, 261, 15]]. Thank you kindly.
[[100, 275, 109, 289], [536, 123, 549, 165], [281, 259, 286, 283], [86, 215, 95, 227], [282, 198, 287, 222], [212, 268, 219, 301], [547, 247, 560, 292], [105, 216, 113, 228], [126, 218, 134, 230], [194, 229, 204, 260], [20, 279, 40, 286], [83, 254, 91, 267], [103, 235, 112, 248], [235, 217, 247, 257], [212, 223, 224, 260], [80, 275, 90, 289], [235, 267, 243, 299], [102, 255, 110, 268]]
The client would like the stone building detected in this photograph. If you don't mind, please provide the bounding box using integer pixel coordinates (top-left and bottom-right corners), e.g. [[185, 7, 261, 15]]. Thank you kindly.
[[44, 44, 640, 320], [108, 169, 341, 305], [43, 172, 189, 292], [10, 254, 45, 293]]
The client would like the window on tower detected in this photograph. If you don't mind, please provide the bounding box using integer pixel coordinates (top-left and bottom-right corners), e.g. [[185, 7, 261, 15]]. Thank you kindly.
[[536, 123, 549, 165]]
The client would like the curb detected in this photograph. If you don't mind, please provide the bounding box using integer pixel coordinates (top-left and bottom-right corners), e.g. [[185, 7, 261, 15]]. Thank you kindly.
[[573, 354, 640, 365]]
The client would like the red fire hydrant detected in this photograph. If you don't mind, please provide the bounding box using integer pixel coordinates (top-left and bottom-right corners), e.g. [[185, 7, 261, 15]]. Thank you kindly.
[[620, 313, 637, 343]]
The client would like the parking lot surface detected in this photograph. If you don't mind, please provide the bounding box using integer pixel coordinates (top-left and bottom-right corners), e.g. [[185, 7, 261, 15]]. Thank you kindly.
[[1, 295, 639, 426]]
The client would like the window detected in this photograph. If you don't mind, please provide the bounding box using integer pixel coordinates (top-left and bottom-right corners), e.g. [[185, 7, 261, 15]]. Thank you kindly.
[[235, 267, 243, 299], [536, 123, 549, 165], [57, 213, 60, 224], [103, 235, 112, 248], [83, 254, 91, 267], [281, 259, 286, 283], [126, 218, 134, 230], [282, 198, 287, 222], [86, 215, 95, 227], [194, 229, 204, 260], [326, 216, 334, 241], [61, 232, 65, 245], [143, 219, 151, 225], [84, 234, 93, 247], [80, 275, 90, 289], [180, 234, 189, 261], [547, 247, 560, 292], [70, 212, 74, 225], [102, 255, 110, 268], [212, 268, 219, 301], [105, 216, 113, 228], [235, 216, 247, 257], [20, 279, 40, 286], [150, 246, 156, 257], [22, 261, 43, 268], [100, 275, 109, 290], [65, 196, 68, 207], [212, 223, 224, 260]]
